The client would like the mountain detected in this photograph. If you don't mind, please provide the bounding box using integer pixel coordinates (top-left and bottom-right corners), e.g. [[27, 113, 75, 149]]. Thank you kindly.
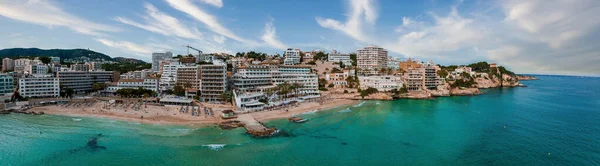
[[113, 57, 148, 64], [0, 48, 113, 61]]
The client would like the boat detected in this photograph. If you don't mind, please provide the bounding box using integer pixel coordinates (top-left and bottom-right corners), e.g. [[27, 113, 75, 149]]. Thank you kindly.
[[288, 117, 308, 123]]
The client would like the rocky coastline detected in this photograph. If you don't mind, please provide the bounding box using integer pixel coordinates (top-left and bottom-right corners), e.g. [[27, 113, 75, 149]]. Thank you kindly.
[[517, 75, 539, 81]]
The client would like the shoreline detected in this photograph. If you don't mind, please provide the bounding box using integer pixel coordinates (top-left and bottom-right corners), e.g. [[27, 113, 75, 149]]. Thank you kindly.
[[27, 98, 360, 128]]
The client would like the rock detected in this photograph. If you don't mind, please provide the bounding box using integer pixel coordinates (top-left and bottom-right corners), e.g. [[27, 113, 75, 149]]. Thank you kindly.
[[450, 87, 481, 96], [218, 120, 245, 130], [517, 75, 539, 81]]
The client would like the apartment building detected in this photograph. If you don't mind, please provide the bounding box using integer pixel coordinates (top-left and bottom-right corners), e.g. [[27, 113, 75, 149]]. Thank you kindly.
[[423, 62, 439, 90], [14, 58, 31, 73], [406, 69, 424, 91], [18, 75, 60, 98], [200, 63, 227, 102], [106, 77, 159, 92], [328, 50, 352, 66], [2, 58, 14, 72], [283, 48, 301, 65], [176, 66, 201, 89], [0, 74, 14, 95], [387, 57, 401, 71], [357, 46, 388, 74], [359, 75, 403, 92], [57, 71, 117, 93], [325, 69, 355, 88], [152, 51, 173, 72]]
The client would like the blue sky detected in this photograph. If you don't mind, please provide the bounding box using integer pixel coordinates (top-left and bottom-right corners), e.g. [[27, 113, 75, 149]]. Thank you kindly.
[[1, 0, 599, 76]]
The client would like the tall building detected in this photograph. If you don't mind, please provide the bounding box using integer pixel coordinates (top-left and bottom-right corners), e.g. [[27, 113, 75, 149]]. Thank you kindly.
[[387, 57, 401, 70], [283, 48, 301, 65], [2, 58, 14, 72], [0, 74, 14, 95], [18, 75, 60, 98], [423, 61, 439, 90], [328, 50, 352, 66], [152, 52, 173, 72], [406, 69, 424, 91], [200, 63, 227, 102], [357, 46, 388, 74], [176, 66, 201, 90], [57, 71, 117, 93]]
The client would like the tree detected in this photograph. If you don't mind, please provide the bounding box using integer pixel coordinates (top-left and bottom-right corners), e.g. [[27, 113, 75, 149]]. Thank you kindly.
[[339, 61, 346, 69], [349, 53, 357, 66], [183, 82, 192, 88], [314, 52, 328, 61], [39, 56, 51, 64], [92, 82, 107, 92], [399, 84, 408, 94], [65, 88, 75, 98], [330, 67, 342, 73], [437, 70, 449, 78], [307, 60, 316, 65], [173, 85, 185, 96], [328, 83, 334, 88], [360, 87, 378, 98]]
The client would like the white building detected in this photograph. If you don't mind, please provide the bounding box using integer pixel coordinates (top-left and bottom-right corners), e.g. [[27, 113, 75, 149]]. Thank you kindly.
[[232, 64, 319, 111], [283, 48, 301, 65], [328, 50, 352, 66], [325, 69, 355, 88], [160, 62, 183, 91], [359, 75, 403, 92], [50, 57, 60, 64], [357, 46, 388, 74], [152, 51, 173, 72], [106, 78, 159, 92], [19, 75, 60, 98]]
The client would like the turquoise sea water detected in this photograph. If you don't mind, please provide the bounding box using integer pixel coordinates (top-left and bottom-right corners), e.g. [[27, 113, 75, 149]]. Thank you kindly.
[[1, 75, 599, 165]]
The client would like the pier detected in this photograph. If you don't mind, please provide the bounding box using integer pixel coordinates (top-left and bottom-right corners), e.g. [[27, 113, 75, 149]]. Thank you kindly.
[[236, 114, 277, 137]]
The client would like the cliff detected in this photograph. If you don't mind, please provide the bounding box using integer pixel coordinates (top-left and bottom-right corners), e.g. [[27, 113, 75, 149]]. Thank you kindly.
[[475, 73, 522, 88], [450, 87, 481, 96]]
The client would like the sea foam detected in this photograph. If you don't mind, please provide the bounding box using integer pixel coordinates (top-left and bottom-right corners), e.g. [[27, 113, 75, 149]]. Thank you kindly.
[[202, 144, 226, 151], [338, 108, 351, 113], [72, 118, 82, 121], [353, 101, 366, 107]]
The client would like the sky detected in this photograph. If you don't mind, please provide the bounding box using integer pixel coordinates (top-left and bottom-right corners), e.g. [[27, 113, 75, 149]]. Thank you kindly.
[[0, 0, 599, 76]]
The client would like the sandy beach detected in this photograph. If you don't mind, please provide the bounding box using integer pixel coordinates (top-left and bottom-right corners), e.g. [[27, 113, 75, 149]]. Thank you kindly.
[[29, 98, 360, 126]]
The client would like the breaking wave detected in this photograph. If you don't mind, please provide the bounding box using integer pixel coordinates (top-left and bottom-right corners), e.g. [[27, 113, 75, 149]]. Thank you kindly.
[[72, 118, 82, 121], [338, 108, 351, 113], [353, 101, 366, 107]]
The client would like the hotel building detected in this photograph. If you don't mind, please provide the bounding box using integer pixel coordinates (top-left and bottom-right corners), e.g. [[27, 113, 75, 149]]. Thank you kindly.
[[2, 58, 14, 72], [106, 77, 159, 92], [152, 51, 173, 72], [18, 75, 60, 98], [0, 74, 14, 95], [200, 63, 227, 102], [57, 71, 118, 93], [357, 46, 388, 74]]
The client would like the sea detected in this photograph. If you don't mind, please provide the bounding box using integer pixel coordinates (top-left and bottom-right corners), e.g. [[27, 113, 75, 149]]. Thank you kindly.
[[1, 75, 599, 165]]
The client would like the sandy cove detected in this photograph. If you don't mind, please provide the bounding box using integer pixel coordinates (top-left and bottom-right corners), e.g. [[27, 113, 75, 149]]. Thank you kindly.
[[29, 98, 359, 127]]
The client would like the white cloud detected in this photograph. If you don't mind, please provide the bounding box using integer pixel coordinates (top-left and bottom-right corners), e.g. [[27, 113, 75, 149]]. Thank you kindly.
[[386, 7, 487, 61], [503, 0, 600, 49], [96, 38, 153, 55], [200, 0, 223, 8], [165, 0, 253, 44], [115, 3, 203, 40], [315, 0, 377, 42], [261, 20, 288, 50], [212, 35, 226, 44], [0, 0, 119, 36]]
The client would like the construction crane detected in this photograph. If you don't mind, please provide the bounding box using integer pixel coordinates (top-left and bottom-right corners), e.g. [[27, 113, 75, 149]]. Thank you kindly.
[[183, 45, 203, 55]]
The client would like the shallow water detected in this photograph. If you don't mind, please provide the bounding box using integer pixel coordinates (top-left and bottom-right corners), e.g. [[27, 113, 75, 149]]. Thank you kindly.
[[1, 75, 599, 165]]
